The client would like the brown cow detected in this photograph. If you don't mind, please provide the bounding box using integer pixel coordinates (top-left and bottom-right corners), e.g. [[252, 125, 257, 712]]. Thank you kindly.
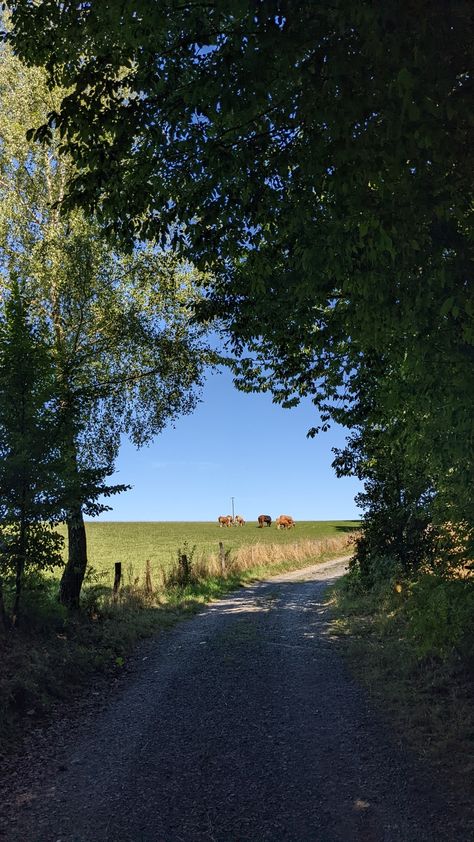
[[258, 514, 272, 528], [276, 515, 295, 529], [234, 515, 245, 526], [218, 515, 233, 527]]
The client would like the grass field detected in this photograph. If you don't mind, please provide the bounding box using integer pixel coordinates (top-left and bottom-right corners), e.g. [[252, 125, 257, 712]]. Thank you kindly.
[[59, 520, 359, 584]]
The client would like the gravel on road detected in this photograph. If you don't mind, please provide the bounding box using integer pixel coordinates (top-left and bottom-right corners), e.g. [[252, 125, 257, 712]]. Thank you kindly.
[[2, 557, 470, 842]]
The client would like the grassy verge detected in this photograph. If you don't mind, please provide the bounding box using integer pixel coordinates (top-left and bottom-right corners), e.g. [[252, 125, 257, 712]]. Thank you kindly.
[[0, 535, 352, 751], [328, 572, 474, 808]]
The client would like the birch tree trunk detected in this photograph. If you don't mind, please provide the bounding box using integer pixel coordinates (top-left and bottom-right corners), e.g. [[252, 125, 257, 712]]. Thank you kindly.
[[59, 502, 88, 609]]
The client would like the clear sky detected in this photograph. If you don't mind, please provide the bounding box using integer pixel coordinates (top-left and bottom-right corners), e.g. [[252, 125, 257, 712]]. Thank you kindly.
[[95, 366, 362, 522]]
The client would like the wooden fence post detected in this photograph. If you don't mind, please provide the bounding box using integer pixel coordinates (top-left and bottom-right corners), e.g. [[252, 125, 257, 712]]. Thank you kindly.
[[219, 542, 226, 576], [179, 553, 190, 585], [145, 559, 153, 594], [113, 562, 122, 601]]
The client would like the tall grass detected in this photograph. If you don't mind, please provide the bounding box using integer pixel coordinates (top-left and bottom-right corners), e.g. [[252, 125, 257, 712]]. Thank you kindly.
[[193, 534, 355, 578]]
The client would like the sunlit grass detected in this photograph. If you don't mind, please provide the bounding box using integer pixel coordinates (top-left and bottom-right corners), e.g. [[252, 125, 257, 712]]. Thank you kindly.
[[56, 520, 359, 583]]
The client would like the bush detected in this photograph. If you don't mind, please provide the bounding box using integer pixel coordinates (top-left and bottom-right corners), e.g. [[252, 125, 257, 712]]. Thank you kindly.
[[347, 549, 405, 593], [164, 542, 197, 589], [12, 572, 67, 634], [351, 510, 435, 583], [405, 574, 474, 663]]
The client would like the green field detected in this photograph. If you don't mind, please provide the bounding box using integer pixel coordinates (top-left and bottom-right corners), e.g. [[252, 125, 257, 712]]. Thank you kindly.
[[60, 520, 358, 584]]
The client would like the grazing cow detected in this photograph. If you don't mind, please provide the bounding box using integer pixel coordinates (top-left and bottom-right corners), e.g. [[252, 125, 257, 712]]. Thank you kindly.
[[258, 514, 272, 528], [234, 515, 245, 526], [276, 515, 295, 529], [218, 515, 233, 527]]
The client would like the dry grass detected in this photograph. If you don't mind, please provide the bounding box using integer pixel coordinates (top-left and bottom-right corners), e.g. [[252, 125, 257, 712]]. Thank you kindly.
[[192, 534, 356, 579]]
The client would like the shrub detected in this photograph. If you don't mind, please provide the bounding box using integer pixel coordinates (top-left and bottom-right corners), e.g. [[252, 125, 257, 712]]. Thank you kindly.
[[164, 542, 197, 589], [405, 574, 474, 663], [80, 567, 110, 618], [2, 571, 67, 634], [347, 548, 405, 593]]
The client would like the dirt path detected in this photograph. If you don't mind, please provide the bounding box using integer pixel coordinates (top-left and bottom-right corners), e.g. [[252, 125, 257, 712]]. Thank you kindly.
[[2, 557, 469, 841]]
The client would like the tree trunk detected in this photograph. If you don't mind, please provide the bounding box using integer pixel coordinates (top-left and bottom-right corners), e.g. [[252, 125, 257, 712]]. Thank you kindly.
[[59, 504, 88, 609]]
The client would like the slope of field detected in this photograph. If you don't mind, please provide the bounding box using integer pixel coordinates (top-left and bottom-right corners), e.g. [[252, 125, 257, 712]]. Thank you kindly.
[[60, 520, 358, 584]]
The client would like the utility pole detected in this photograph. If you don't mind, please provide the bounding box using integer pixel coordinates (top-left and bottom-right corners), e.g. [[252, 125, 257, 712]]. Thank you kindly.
[[231, 496, 235, 520]]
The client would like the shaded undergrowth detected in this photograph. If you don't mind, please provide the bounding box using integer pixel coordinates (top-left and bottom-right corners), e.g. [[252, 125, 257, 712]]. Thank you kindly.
[[329, 569, 474, 812]]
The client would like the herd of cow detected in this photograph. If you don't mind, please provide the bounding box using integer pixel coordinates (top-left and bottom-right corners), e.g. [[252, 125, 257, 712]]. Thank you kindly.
[[217, 514, 295, 529]]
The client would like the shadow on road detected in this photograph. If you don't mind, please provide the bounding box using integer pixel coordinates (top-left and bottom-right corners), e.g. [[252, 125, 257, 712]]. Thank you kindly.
[[4, 560, 467, 842]]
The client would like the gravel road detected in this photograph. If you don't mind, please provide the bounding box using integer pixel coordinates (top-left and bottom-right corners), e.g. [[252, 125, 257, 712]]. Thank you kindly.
[[3, 557, 470, 842]]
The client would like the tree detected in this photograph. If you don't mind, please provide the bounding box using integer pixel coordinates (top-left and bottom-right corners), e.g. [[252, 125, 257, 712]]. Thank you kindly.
[[0, 43, 212, 607], [0, 280, 63, 627], [332, 422, 436, 581], [5, 3, 474, 544]]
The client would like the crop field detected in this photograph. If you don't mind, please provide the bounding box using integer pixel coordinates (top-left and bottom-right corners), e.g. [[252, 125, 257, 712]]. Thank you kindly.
[[58, 520, 359, 585]]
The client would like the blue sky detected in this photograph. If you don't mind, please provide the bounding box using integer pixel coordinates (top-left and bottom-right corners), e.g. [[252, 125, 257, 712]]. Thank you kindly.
[[96, 366, 362, 522]]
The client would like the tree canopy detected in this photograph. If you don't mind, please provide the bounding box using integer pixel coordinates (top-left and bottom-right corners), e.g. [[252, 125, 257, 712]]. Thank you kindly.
[[0, 40, 214, 605], [5, 1, 474, 550], [0, 280, 65, 625]]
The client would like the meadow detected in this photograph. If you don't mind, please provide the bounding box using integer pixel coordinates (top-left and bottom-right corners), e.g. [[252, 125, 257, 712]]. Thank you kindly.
[[59, 520, 359, 584]]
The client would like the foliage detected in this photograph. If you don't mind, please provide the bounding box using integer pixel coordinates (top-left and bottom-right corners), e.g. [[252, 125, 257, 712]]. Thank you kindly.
[[0, 523, 64, 577], [5, 1, 474, 558], [164, 541, 197, 589], [336, 544, 474, 668], [406, 574, 474, 664], [4, 0, 474, 644], [0, 42, 213, 606], [0, 281, 64, 625], [333, 428, 436, 580], [0, 41, 210, 463]]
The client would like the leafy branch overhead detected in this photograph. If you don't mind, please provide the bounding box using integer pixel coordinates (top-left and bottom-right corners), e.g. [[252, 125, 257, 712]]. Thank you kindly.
[[0, 41, 214, 608], [5, 2, 474, 558]]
